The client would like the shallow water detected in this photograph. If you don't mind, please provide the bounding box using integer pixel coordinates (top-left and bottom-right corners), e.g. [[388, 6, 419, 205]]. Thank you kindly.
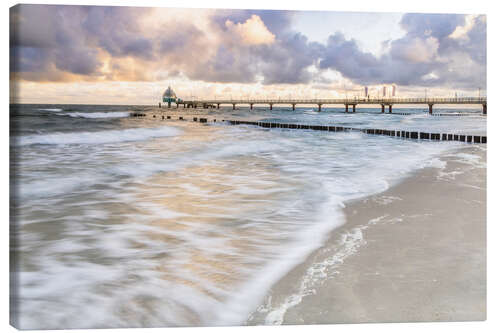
[[10, 104, 486, 329]]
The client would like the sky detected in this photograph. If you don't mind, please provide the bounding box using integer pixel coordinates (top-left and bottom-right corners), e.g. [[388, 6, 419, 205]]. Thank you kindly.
[[9, 5, 487, 104]]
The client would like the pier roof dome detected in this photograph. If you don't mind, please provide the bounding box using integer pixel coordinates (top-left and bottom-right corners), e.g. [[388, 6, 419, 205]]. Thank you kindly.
[[163, 86, 176, 99]]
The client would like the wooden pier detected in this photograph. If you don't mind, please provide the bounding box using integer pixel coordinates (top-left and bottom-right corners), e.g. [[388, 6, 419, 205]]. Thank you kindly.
[[167, 97, 487, 115]]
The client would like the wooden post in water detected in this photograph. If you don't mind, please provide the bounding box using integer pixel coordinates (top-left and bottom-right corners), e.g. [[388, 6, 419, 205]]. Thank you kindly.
[[483, 104, 487, 115], [318, 104, 322, 112], [389, 105, 392, 113], [345, 104, 349, 113], [270, 104, 273, 110], [428, 104, 433, 115], [353, 104, 356, 113], [381, 104, 385, 113]]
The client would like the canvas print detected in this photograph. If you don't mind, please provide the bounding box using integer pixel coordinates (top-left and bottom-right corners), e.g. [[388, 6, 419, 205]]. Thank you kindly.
[[9, 4, 486, 330]]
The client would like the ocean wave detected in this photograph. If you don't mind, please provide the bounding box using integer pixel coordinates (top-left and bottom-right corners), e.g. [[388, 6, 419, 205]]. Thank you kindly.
[[37, 108, 63, 112], [14, 126, 181, 146], [59, 112, 131, 119]]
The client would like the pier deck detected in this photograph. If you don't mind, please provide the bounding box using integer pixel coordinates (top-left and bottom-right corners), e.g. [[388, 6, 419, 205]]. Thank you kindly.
[[170, 97, 487, 114]]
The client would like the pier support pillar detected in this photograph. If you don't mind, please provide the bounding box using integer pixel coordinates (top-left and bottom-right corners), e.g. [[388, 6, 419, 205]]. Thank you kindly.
[[381, 104, 385, 113], [389, 105, 392, 113], [428, 104, 433, 115], [232, 104, 236, 110], [345, 104, 349, 113], [270, 104, 273, 110], [352, 104, 356, 113], [292, 104, 296, 111], [159, 102, 161, 108], [483, 104, 487, 115], [318, 104, 322, 112], [250, 104, 253, 110], [168, 101, 171, 108], [176, 103, 179, 108]]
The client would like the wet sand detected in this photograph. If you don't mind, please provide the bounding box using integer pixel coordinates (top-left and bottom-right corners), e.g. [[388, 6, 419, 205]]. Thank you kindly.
[[248, 145, 486, 325]]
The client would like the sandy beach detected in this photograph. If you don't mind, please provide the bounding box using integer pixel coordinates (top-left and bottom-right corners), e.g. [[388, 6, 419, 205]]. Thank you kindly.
[[248, 144, 486, 325]]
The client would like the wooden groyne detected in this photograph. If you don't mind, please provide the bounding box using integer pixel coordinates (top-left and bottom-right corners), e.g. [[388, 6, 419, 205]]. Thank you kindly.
[[133, 113, 487, 144], [224, 120, 486, 144]]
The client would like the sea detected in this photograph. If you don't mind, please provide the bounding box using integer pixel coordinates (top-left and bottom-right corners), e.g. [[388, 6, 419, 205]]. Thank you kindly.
[[9, 104, 486, 329]]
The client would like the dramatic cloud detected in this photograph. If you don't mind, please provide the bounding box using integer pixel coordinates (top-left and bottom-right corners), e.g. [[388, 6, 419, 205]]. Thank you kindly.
[[225, 15, 276, 45], [10, 5, 486, 92], [317, 13, 486, 89], [10, 5, 105, 80]]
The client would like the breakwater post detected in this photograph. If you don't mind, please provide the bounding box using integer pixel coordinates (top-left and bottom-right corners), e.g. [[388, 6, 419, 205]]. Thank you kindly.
[[146, 113, 486, 144]]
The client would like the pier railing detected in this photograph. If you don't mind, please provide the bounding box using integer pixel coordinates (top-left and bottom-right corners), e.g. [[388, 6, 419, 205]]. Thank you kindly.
[[181, 97, 486, 105]]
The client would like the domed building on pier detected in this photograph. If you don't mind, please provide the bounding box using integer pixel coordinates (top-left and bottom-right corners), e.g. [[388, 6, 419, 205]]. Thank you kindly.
[[163, 86, 177, 102], [161, 86, 179, 108]]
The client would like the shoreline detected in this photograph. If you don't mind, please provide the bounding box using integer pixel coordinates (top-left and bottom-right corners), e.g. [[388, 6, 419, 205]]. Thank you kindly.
[[248, 144, 486, 325]]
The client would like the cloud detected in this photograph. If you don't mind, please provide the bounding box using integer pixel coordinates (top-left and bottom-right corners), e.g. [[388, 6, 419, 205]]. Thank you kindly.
[[258, 33, 324, 84], [225, 14, 275, 45], [317, 13, 486, 89], [10, 5, 486, 91], [10, 5, 104, 81], [81, 6, 155, 60], [390, 36, 439, 63]]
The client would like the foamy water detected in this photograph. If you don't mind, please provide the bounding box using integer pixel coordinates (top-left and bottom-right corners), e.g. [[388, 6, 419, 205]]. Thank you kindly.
[[15, 126, 181, 146], [10, 104, 486, 329], [60, 111, 131, 118]]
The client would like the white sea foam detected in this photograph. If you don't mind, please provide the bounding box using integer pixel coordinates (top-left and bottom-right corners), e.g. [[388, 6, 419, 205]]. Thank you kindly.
[[372, 196, 402, 205], [15, 126, 181, 146], [261, 212, 398, 325], [212, 180, 347, 326], [264, 226, 366, 325], [37, 108, 63, 112]]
